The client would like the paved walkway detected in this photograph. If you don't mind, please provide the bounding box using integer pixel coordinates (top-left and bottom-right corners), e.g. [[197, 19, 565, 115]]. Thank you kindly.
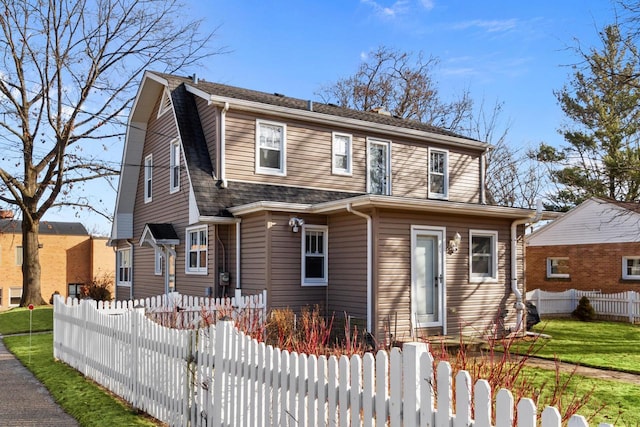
[[0, 335, 78, 426]]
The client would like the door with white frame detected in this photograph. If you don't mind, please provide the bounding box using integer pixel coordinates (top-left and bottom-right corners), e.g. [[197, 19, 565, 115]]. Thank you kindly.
[[411, 226, 445, 332]]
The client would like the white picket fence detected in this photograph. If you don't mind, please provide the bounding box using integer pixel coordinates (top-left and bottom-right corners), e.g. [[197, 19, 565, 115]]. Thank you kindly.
[[527, 288, 640, 323], [53, 295, 609, 427]]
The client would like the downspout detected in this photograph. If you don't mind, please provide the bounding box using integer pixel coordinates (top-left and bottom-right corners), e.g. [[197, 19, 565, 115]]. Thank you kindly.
[[510, 199, 543, 332], [236, 221, 241, 289], [219, 102, 230, 188], [347, 203, 372, 332]]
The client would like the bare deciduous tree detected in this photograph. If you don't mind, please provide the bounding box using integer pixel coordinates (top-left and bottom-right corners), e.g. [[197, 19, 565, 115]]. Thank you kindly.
[[0, 0, 222, 306], [317, 46, 473, 130]]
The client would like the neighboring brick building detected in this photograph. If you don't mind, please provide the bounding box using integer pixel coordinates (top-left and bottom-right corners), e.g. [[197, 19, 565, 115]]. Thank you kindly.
[[526, 198, 640, 293], [0, 218, 114, 309]]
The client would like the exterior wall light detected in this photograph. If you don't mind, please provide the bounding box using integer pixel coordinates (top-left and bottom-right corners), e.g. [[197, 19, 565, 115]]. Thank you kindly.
[[447, 232, 461, 255], [288, 217, 304, 233]]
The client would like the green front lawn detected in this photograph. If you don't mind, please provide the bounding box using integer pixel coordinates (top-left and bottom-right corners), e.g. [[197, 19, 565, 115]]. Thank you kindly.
[[3, 333, 158, 426], [0, 306, 53, 335], [526, 319, 640, 373]]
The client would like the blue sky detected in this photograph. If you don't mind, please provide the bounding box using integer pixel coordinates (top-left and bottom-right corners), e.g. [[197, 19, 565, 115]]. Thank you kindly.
[[46, 0, 621, 234]]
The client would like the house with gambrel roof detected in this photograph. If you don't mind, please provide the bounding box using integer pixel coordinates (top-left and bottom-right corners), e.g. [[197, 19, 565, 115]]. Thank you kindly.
[[109, 71, 550, 340]]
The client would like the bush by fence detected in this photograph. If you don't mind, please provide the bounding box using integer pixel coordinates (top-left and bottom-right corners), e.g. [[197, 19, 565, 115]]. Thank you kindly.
[[526, 288, 640, 323], [52, 294, 606, 427]]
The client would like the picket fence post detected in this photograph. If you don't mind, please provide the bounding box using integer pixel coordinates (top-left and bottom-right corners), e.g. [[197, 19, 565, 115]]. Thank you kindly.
[[131, 304, 145, 410]]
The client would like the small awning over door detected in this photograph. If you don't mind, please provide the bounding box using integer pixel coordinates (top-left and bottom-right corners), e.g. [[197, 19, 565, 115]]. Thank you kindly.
[[139, 223, 180, 247]]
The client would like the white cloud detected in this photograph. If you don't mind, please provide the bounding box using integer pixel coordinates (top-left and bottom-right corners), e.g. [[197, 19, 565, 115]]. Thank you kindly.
[[419, 0, 435, 11], [360, 0, 411, 19], [452, 19, 518, 33]]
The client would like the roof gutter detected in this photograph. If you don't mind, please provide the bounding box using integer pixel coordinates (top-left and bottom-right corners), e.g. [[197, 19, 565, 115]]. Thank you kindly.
[[510, 199, 543, 333], [347, 203, 373, 333]]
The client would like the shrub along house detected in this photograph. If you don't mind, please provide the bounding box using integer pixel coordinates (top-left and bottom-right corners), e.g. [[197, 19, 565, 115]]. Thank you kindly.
[[109, 71, 548, 340]]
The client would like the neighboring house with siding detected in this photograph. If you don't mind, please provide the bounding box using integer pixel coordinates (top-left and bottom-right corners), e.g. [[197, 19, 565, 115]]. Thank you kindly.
[[109, 71, 549, 340], [527, 197, 640, 294], [0, 219, 114, 309]]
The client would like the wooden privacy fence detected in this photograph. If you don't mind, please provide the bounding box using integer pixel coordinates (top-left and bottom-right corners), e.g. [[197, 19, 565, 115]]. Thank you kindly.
[[53, 296, 606, 427], [527, 288, 640, 323]]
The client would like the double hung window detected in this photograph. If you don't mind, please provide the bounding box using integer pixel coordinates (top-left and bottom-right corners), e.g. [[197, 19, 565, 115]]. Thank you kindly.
[[256, 120, 286, 175], [332, 132, 352, 175], [469, 230, 498, 282], [186, 226, 207, 274], [144, 154, 153, 203], [170, 140, 180, 192], [302, 225, 328, 286], [428, 148, 448, 199], [367, 138, 391, 195], [117, 249, 132, 286]]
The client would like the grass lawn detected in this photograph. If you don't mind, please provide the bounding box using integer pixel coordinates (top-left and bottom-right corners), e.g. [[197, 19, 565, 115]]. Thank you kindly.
[[3, 333, 159, 427], [0, 306, 53, 334], [525, 318, 640, 374]]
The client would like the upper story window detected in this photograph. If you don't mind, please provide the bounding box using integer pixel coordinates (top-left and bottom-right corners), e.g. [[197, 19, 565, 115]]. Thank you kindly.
[[117, 248, 132, 286], [186, 225, 207, 274], [256, 120, 286, 176], [622, 256, 640, 280], [469, 230, 498, 282], [302, 224, 328, 286], [428, 148, 449, 200], [332, 132, 352, 176], [547, 257, 570, 278], [367, 138, 391, 195], [170, 140, 180, 193], [144, 154, 153, 203]]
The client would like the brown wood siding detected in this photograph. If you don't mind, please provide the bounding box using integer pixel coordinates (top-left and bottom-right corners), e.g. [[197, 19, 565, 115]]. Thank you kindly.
[[239, 213, 268, 295], [131, 94, 217, 299], [195, 98, 218, 176], [326, 213, 368, 320], [373, 209, 520, 339], [268, 212, 328, 310], [222, 110, 484, 202]]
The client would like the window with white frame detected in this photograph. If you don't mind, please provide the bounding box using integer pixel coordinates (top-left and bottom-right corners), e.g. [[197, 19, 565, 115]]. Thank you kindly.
[[155, 247, 164, 276], [547, 257, 570, 278], [256, 120, 286, 175], [186, 225, 207, 274], [332, 132, 352, 175], [469, 230, 498, 281], [117, 248, 132, 286], [9, 287, 21, 307], [367, 138, 391, 195], [170, 140, 180, 192], [68, 283, 84, 299], [622, 256, 640, 280], [302, 224, 328, 286], [144, 154, 153, 203], [428, 148, 448, 199]]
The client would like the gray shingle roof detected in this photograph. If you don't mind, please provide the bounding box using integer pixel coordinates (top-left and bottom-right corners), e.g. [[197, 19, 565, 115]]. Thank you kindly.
[[154, 72, 476, 141], [0, 220, 89, 236]]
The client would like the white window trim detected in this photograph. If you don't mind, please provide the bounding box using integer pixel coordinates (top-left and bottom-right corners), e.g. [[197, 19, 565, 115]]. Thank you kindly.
[[154, 247, 163, 276], [169, 139, 180, 193], [116, 248, 132, 287], [144, 154, 153, 203], [332, 132, 352, 176], [366, 138, 392, 195], [622, 256, 640, 280], [428, 147, 449, 200], [255, 119, 287, 176], [547, 257, 570, 279], [469, 230, 498, 283], [9, 287, 21, 307], [186, 225, 208, 275], [301, 224, 328, 286], [157, 88, 172, 118]]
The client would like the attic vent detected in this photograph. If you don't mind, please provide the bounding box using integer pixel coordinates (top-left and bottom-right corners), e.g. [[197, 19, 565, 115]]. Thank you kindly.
[[370, 107, 391, 116], [157, 88, 172, 118], [273, 92, 285, 97]]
